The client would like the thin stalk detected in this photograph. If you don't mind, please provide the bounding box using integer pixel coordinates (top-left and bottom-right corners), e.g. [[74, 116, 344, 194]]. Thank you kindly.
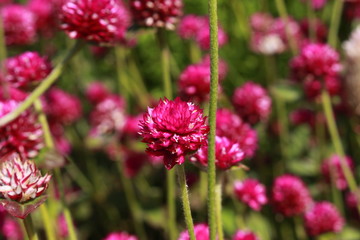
[[215, 182, 224, 240], [321, 90, 360, 214], [0, 40, 83, 127], [39, 205, 56, 240], [207, 0, 219, 238], [116, 160, 147, 240], [306, 0, 316, 42], [328, 0, 344, 48], [0, 17, 7, 65], [157, 28, 177, 240], [114, 46, 132, 104], [189, 41, 202, 63], [23, 215, 39, 240], [176, 165, 196, 240], [199, 171, 208, 205], [293, 216, 307, 240]]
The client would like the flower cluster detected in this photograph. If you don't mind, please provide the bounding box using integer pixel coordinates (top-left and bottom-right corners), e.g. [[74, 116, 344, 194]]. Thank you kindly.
[[234, 178, 268, 211]]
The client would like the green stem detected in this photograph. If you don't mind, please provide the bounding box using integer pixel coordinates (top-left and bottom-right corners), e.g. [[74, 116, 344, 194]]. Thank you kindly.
[[34, 99, 54, 149], [293, 216, 307, 240], [0, 40, 83, 127], [157, 29, 173, 99], [321, 90, 360, 214], [306, 0, 316, 42], [115, 46, 131, 104], [167, 169, 177, 240], [22, 215, 39, 240], [207, 0, 219, 237], [39, 205, 56, 240], [199, 171, 208, 205], [117, 160, 147, 240], [215, 182, 224, 240], [176, 165, 195, 240], [189, 41, 202, 63], [328, 0, 344, 48], [0, 17, 7, 65]]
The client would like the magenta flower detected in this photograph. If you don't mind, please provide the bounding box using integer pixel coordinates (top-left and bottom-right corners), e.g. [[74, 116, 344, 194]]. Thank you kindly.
[[130, 0, 183, 30], [86, 82, 110, 104], [58, 214, 69, 238], [232, 82, 272, 125], [0, 100, 43, 159], [4, 52, 52, 90], [196, 23, 228, 50], [123, 150, 148, 178], [290, 108, 317, 127], [304, 201, 344, 236], [301, 0, 328, 10], [299, 19, 328, 43], [60, 0, 130, 43], [177, 15, 207, 39], [103, 232, 138, 240], [1, 217, 23, 240], [233, 230, 259, 240], [272, 175, 312, 216], [123, 114, 143, 139], [321, 154, 354, 190], [216, 109, 258, 158], [0, 4, 36, 45], [139, 97, 209, 170], [234, 178, 268, 211], [191, 136, 245, 170], [178, 223, 209, 240]]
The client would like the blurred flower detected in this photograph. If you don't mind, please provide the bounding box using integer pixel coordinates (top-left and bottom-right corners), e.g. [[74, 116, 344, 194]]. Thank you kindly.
[[196, 23, 228, 50], [58, 214, 69, 238], [49, 122, 71, 155], [0, 100, 43, 159], [178, 223, 209, 240], [122, 114, 143, 139], [233, 230, 259, 240], [123, 150, 148, 178], [304, 201, 344, 236], [0, 4, 36, 45], [0, 0, 12, 6], [191, 136, 245, 170], [272, 175, 312, 216], [177, 15, 207, 39], [200, 55, 228, 81], [139, 98, 209, 170], [86, 82, 110, 104], [4, 52, 52, 91], [290, 108, 317, 127], [130, 0, 182, 30], [234, 178, 268, 211], [299, 19, 328, 43], [301, 0, 328, 10], [232, 81, 272, 125], [0, 153, 51, 203], [216, 109, 258, 158], [321, 154, 354, 190], [103, 231, 138, 240], [1, 217, 23, 240], [344, 1, 360, 20], [60, 0, 130, 43]]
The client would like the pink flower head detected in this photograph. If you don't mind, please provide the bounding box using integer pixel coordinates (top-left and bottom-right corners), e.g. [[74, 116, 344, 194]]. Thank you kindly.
[[1, 217, 23, 240], [4, 52, 52, 90], [130, 0, 183, 30], [43, 88, 82, 125], [290, 43, 341, 99], [103, 232, 138, 240], [272, 174, 312, 216], [0, 100, 43, 159], [191, 136, 245, 170], [301, 0, 328, 10], [0, 0, 12, 6], [234, 178, 268, 211], [139, 97, 209, 170], [86, 82, 110, 104], [123, 114, 143, 139], [196, 21, 228, 50], [304, 201, 344, 236], [1, 4, 36, 45], [178, 223, 209, 240], [60, 0, 130, 43], [233, 230, 259, 240], [290, 108, 316, 127], [250, 13, 273, 32], [232, 82, 272, 125], [123, 150, 148, 178], [321, 154, 354, 190], [177, 15, 207, 39], [216, 109, 258, 158]]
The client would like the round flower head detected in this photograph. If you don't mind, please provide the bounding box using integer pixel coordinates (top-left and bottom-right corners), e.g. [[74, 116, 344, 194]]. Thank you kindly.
[[60, 0, 130, 43], [304, 201, 344, 236], [139, 97, 209, 170], [130, 0, 183, 30], [233, 230, 259, 240], [178, 223, 209, 240], [177, 15, 207, 39], [216, 109, 258, 158], [232, 81, 272, 125], [191, 136, 244, 170], [321, 154, 354, 190], [0, 153, 51, 203], [234, 178, 268, 211], [1, 217, 23, 240], [86, 81, 110, 104], [0, 4, 36, 45], [103, 231, 138, 240], [272, 174, 312, 216], [0, 100, 43, 159], [4, 52, 52, 90]]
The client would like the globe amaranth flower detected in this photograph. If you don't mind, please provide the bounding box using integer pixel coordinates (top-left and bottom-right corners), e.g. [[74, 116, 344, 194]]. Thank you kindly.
[[234, 178, 268, 211], [139, 97, 209, 170], [130, 0, 183, 30], [304, 201, 344, 236], [233, 230, 259, 240], [4, 51, 52, 91], [103, 231, 138, 240], [60, 0, 130, 43], [0, 100, 43, 159], [178, 223, 209, 240], [290, 43, 342, 99], [0, 153, 51, 203], [216, 109, 258, 158], [272, 174, 312, 216], [191, 136, 245, 170], [321, 154, 354, 190], [0, 4, 36, 45], [232, 81, 272, 125]]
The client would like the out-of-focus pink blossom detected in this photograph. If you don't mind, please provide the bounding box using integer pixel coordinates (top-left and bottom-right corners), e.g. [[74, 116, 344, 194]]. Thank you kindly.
[[321, 154, 354, 190], [86, 82, 110, 104], [2, 217, 23, 240], [103, 231, 138, 240], [233, 230, 259, 240], [234, 178, 268, 211], [178, 223, 209, 240]]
